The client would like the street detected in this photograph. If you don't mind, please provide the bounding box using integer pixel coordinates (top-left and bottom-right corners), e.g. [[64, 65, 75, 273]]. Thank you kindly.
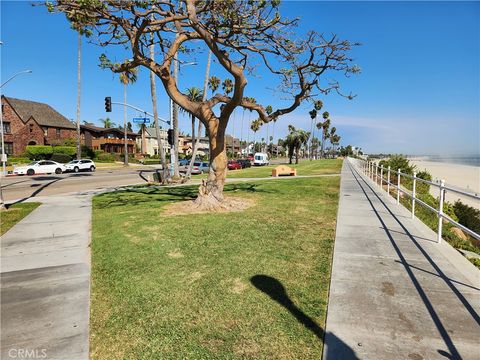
[[1, 166, 157, 202]]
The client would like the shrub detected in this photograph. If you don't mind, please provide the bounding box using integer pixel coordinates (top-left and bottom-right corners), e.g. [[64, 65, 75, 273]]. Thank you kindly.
[[25, 145, 53, 160], [6, 157, 30, 166], [454, 201, 480, 235], [61, 138, 77, 147], [51, 154, 72, 163], [52, 146, 76, 156], [415, 170, 432, 195], [81, 145, 95, 159], [96, 152, 116, 162]]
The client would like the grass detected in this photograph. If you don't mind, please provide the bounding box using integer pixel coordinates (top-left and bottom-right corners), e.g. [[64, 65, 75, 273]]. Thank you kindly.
[[197, 158, 343, 179], [1, 202, 41, 236], [90, 165, 341, 359]]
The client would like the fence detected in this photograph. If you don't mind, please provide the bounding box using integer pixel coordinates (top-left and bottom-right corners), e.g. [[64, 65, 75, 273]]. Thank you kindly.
[[351, 158, 480, 243]]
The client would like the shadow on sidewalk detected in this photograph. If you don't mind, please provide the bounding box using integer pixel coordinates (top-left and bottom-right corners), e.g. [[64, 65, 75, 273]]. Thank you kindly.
[[251, 275, 359, 359], [348, 161, 479, 359]]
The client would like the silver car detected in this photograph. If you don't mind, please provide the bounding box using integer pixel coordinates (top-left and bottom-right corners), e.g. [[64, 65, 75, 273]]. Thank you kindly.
[[191, 162, 210, 174]]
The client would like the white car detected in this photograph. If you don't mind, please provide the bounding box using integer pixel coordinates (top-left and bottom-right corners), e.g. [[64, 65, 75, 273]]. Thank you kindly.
[[65, 159, 96, 173], [13, 160, 66, 176]]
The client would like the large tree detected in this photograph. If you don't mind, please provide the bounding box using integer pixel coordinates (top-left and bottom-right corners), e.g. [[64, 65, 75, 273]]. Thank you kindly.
[[49, 0, 359, 209]]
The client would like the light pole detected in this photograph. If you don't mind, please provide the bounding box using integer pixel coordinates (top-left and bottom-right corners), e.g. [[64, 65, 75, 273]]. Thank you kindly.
[[170, 59, 197, 177], [0, 69, 33, 176]]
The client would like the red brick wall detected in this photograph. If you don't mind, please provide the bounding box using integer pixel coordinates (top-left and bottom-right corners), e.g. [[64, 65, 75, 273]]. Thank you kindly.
[[2, 99, 44, 156], [45, 127, 76, 146]]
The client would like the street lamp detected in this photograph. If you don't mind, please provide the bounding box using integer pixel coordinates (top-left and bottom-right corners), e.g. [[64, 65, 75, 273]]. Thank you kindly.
[[0, 69, 33, 176], [169, 60, 197, 176]]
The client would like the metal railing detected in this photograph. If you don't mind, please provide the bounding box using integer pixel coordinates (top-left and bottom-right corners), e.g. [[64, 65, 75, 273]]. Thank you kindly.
[[352, 158, 480, 243]]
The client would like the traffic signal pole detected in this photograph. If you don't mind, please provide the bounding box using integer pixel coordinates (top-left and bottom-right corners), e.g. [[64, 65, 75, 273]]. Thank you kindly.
[[106, 99, 170, 125]]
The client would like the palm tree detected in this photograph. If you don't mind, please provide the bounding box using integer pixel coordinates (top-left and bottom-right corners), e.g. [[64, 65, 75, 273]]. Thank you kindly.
[[100, 117, 115, 128], [184, 87, 204, 179], [250, 118, 262, 152], [329, 127, 337, 157], [284, 125, 310, 164], [209, 76, 221, 92], [308, 109, 317, 160], [222, 78, 233, 95], [317, 111, 331, 159], [119, 67, 138, 165]]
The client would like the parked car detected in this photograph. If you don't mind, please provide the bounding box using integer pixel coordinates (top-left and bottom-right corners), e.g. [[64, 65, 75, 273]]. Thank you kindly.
[[247, 155, 254, 162], [253, 152, 269, 166], [178, 158, 190, 166], [191, 162, 210, 174], [13, 160, 66, 176], [228, 160, 242, 170], [237, 159, 252, 168], [65, 159, 96, 173]]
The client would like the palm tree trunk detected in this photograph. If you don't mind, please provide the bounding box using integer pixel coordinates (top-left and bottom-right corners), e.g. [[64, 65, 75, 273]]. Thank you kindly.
[[149, 29, 168, 182], [76, 32, 81, 160], [123, 83, 128, 166], [186, 50, 211, 180]]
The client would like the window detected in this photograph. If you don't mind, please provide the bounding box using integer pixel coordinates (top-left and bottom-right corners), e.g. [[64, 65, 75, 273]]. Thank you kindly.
[[29, 124, 34, 133], [3, 123, 11, 134], [43, 127, 48, 136], [56, 129, 61, 138], [1, 142, 13, 155]]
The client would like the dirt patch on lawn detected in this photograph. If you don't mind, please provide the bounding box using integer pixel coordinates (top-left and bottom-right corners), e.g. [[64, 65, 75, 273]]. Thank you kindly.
[[164, 196, 255, 216]]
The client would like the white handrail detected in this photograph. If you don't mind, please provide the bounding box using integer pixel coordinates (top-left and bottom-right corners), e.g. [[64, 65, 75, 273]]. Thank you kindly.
[[353, 158, 480, 242]]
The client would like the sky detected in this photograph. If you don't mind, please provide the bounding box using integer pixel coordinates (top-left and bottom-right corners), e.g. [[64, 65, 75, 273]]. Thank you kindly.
[[1, 1, 479, 156]]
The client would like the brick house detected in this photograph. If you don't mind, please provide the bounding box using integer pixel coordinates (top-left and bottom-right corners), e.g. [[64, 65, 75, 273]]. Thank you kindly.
[[1, 96, 77, 156]]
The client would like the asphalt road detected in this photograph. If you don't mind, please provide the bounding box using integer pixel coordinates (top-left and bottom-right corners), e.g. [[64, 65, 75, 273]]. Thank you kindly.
[[1, 157, 291, 202], [1, 166, 157, 202]]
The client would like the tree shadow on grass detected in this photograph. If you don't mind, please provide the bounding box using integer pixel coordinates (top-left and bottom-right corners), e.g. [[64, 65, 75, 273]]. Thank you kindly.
[[94, 183, 274, 209], [250, 275, 359, 359]]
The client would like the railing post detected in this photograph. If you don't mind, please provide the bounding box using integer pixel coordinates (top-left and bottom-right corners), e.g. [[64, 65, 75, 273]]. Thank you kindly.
[[397, 169, 401, 205], [437, 179, 445, 243], [375, 163, 378, 184], [380, 165, 384, 188], [387, 166, 391, 196], [411, 171, 416, 219]]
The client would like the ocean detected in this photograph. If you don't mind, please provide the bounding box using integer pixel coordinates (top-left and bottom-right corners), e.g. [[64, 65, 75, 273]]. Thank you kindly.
[[408, 155, 480, 167]]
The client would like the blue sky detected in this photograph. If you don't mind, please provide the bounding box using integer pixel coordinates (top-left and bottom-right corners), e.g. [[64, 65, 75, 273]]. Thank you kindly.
[[1, 1, 479, 156]]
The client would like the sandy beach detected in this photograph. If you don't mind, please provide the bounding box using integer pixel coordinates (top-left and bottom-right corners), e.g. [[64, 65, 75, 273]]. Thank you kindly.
[[410, 159, 480, 209]]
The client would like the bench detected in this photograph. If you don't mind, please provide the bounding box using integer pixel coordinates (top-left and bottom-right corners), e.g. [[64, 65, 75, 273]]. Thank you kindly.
[[272, 165, 297, 177]]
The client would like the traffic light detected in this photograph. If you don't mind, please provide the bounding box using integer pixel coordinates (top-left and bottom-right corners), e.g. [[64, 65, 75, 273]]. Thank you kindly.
[[105, 96, 112, 112], [167, 129, 174, 146]]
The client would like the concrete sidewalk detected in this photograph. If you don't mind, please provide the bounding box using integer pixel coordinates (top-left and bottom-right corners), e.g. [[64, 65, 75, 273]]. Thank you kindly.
[[1, 194, 92, 360], [324, 159, 480, 359]]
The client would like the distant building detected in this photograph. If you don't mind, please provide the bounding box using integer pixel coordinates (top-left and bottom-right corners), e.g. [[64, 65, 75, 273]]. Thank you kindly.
[[225, 134, 241, 155], [136, 127, 169, 156], [179, 135, 210, 157], [80, 124, 138, 154], [1, 96, 76, 156]]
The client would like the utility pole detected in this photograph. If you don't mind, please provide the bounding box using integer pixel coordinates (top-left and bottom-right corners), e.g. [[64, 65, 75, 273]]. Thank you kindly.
[[76, 32, 82, 160], [123, 82, 128, 165]]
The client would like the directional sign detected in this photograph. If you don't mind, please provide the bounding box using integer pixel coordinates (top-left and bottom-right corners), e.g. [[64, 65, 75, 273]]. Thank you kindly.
[[132, 117, 150, 124]]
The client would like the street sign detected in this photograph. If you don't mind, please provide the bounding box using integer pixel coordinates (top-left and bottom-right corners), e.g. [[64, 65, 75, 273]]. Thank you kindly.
[[132, 117, 150, 124]]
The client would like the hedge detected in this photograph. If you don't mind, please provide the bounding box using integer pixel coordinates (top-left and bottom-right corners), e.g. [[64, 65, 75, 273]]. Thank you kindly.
[[25, 145, 53, 159], [52, 146, 76, 156]]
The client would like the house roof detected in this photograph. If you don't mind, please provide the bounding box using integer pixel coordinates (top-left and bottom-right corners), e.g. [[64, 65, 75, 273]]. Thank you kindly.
[[4, 96, 76, 129], [143, 127, 167, 137], [81, 124, 138, 137]]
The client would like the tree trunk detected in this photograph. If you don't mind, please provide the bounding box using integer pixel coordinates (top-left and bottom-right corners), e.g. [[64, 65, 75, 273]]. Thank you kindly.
[[76, 32, 82, 160], [295, 146, 299, 164], [172, 51, 180, 177], [184, 114, 196, 179], [194, 123, 227, 209]]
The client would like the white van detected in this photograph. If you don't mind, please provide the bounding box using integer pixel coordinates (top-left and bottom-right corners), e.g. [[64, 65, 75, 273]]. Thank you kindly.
[[253, 152, 269, 166]]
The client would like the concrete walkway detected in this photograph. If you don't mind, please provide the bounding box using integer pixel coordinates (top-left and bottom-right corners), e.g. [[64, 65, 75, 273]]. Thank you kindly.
[[324, 159, 480, 359], [1, 194, 92, 360]]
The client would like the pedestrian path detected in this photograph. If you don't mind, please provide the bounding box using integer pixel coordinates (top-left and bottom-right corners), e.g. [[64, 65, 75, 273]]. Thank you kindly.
[[1, 194, 92, 360], [324, 159, 480, 360]]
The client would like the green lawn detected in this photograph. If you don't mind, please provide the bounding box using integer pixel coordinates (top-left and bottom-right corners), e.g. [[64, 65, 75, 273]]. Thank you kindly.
[[197, 158, 343, 179], [91, 166, 341, 359], [1, 202, 41, 236]]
